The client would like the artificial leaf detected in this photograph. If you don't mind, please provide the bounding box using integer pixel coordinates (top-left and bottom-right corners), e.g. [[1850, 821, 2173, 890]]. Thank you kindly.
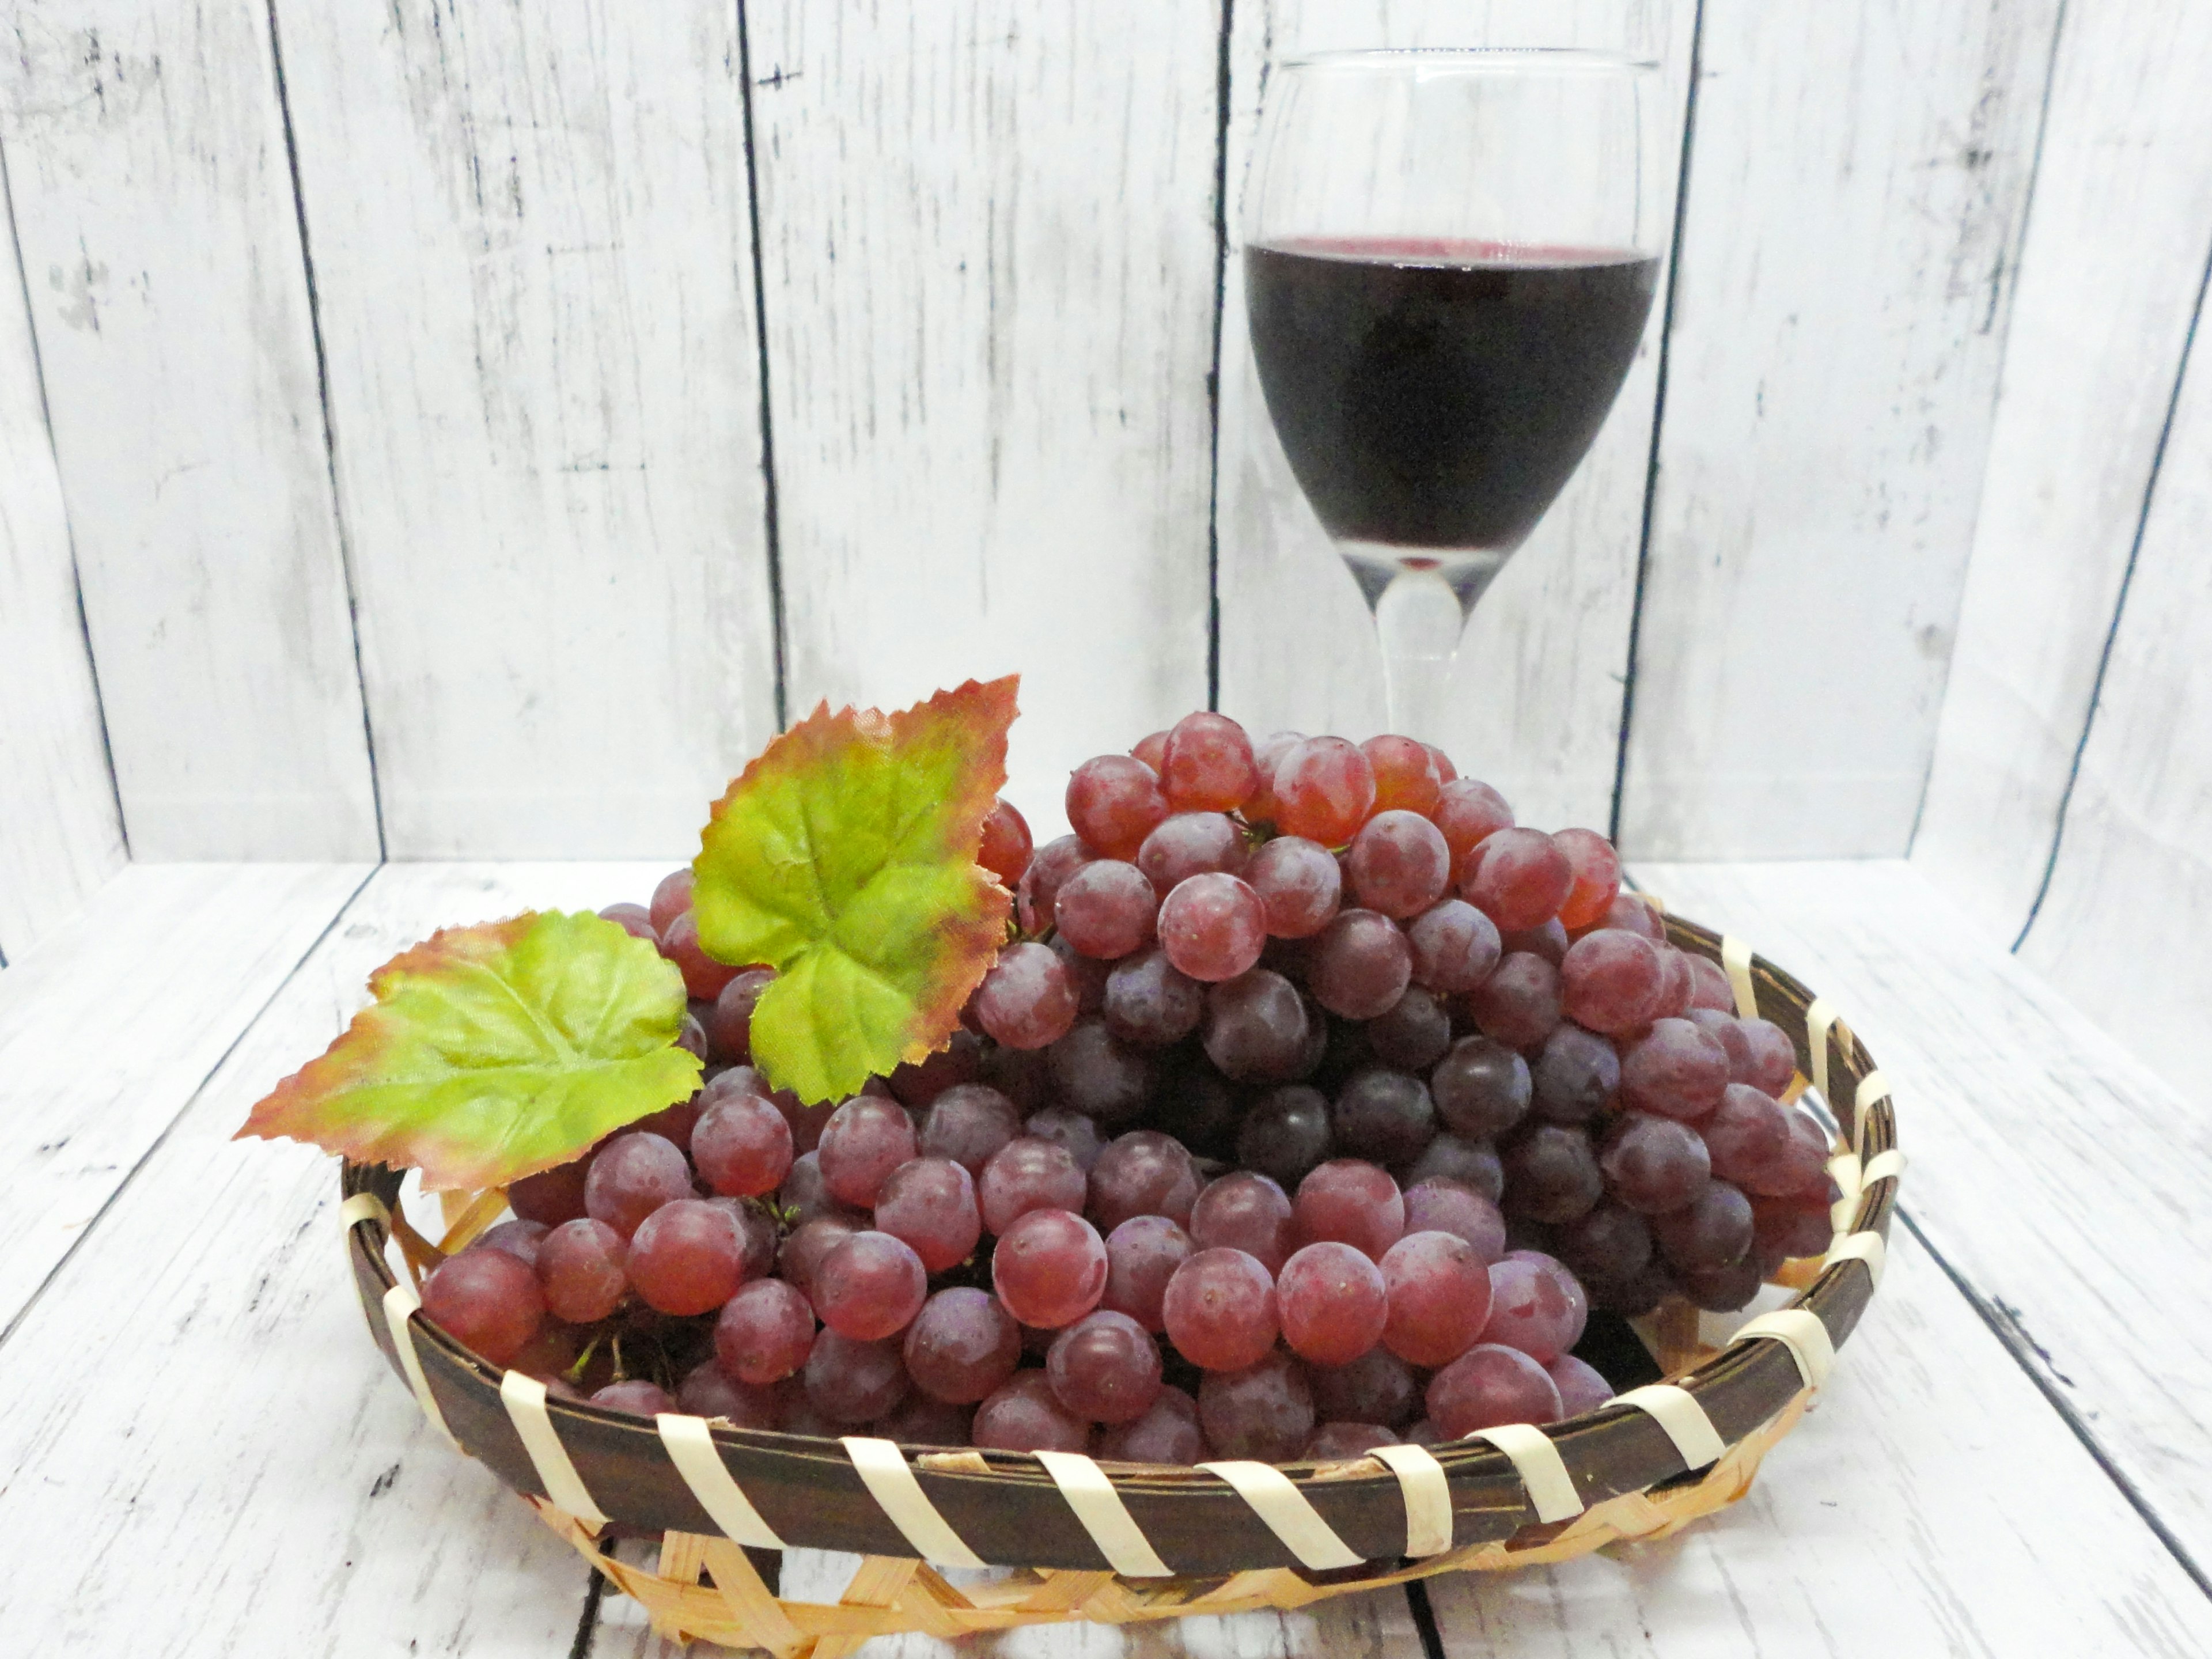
[[693, 676, 1018, 1103], [236, 910, 701, 1190]]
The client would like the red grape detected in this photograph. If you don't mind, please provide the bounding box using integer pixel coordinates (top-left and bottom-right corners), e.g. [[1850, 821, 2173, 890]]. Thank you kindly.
[[1018, 835, 1095, 934], [1024, 1106, 1104, 1171], [777, 1152, 845, 1226], [1361, 734, 1443, 817], [779, 1214, 863, 1298], [1138, 811, 1248, 897], [804, 1329, 910, 1423], [813, 1230, 928, 1340], [1406, 1135, 1504, 1203], [1047, 1310, 1164, 1423], [1067, 755, 1171, 859], [470, 1218, 548, 1270], [1500, 918, 1570, 967], [661, 910, 741, 999], [1100, 948, 1206, 1047], [1055, 859, 1159, 959], [972, 941, 1080, 1050], [979, 798, 1033, 889], [1530, 1024, 1620, 1125], [537, 1217, 628, 1324], [692, 1086, 795, 1198], [1157, 873, 1267, 982], [994, 1208, 1109, 1328], [421, 1247, 544, 1366], [599, 902, 657, 942], [702, 967, 775, 1064], [1406, 899, 1502, 994], [1305, 1422, 1400, 1460], [1278, 1240, 1389, 1366], [1380, 1229, 1494, 1367], [678, 1361, 787, 1427], [1160, 712, 1260, 810], [1198, 1350, 1315, 1461], [1684, 953, 1735, 1012], [1272, 737, 1376, 846], [1097, 1384, 1207, 1465], [1426, 1343, 1563, 1436], [1190, 1171, 1295, 1273], [903, 1286, 1022, 1404], [1460, 828, 1573, 931], [715, 1279, 816, 1384], [1347, 811, 1452, 919], [872, 1156, 983, 1271], [627, 1198, 747, 1316], [1654, 946, 1696, 1018], [1750, 1191, 1834, 1260], [1132, 730, 1169, 772], [1500, 1125, 1603, 1224], [509, 1158, 592, 1228], [1465, 952, 1563, 1047], [1550, 828, 1622, 931], [1244, 835, 1343, 939], [1402, 1180, 1507, 1263], [1559, 929, 1666, 1034], [1683, 1257, 1767, 1312], [974, 1370, 1093, 1453], [1547, 1353, 1613, 1416], [590, 1380, 676, 1416], [1103, 1214, 1196, 1331], [1619, 1018, 1730, 1120], [1161, 1247, 1278, 1370], [918, 1083, 1021, 1175], [1293, 1160, 1405, 1261], [1203, 969, 1315, 1085], [817, 1095, 920, 1208], [649, 869, 695, 934], [1481, 1253, 1587, 1362], [979, 1137, 1088, 1234], [1432, 779, 1514, 881], [584, 1132, 693, 1238], [1425, 744, 1458, 784], [1088, 1130, 1200, 1233], [1308, 908, 1413, 1019], [880, 1394, 977, 1448]]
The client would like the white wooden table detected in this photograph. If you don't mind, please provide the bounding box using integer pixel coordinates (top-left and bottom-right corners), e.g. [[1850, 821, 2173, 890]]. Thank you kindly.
[[1, 858, 2206, 1657]]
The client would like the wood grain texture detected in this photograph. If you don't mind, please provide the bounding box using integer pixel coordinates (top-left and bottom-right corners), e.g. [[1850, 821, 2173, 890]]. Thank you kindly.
[[1637, 858, 2212, 1573], [0, 861, 368, 1334], [1914, 2, 2212, 938], [593, 1545, 1429, 1659], [0, 143, 123, 960], [270, 0, 781, 858], [1616, 0, 2062, 859], [1425, 1222, 2212, 1657], [2016, 326, 2212, 1117], [747, 1, 1218, 831], [0, 0, 380, 859], [0, 863, 675, 1656], [1215, 1, 1693, 830]]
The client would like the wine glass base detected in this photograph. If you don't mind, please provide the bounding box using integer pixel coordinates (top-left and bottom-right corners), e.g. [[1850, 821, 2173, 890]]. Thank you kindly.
[[1338, 540, 1512, 615], [1337, 541, 1514, 745]]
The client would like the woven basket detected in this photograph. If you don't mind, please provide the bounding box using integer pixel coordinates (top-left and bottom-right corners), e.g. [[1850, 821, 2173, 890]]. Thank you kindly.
[[338, 914, 1901, 1654]]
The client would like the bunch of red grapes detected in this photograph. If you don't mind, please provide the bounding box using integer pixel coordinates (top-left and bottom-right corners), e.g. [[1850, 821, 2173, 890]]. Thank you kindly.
[[414, 714, 1837, 1465]]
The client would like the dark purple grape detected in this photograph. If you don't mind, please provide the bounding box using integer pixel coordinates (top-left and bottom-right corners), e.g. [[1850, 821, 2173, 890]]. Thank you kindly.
[[1047, 1016, 1157, 1127], [1018, 835, 1095, 935], [1465, 952, 1563, 1048], [1619, 1018, 1730, 1121], [1651, 1180, 1755, 1274], [1236, 1084, 1334, 1186], [1402, 1178, 1508, 1261], [918, 1083, 1021, 1175], [1051, 933, 1113, 1013], [1146, 1053, 1241, 1159], [1500, 1125, 1602, 1224], [1555, 1203, 1653, 1285], [1531, 1023, 1620, 1125], [1598, 1112, 1711, 1214], [1024, 1107, 1104, 1171], [1088, 1130, 1201, 1233], [1682, 1257, 1766, 1313], [1308, 1344, 1421, 1427], [1202, 968, 1312, 1082], [1406, 1133, 1504, 1203], [1308, 909, 1414, 1020], [1197, 1350, 1315, 1461], [888, 1029, 982, 1107], [1103, 949, 1207, 1047], [1331, 1067, 1437, 1166], [1366, 985, 1453, 1070], [1430, 1035, 1532, 1141]]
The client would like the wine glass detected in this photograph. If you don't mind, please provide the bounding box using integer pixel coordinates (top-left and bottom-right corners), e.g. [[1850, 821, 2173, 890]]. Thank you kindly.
[[1243, 43, 1668, 745]]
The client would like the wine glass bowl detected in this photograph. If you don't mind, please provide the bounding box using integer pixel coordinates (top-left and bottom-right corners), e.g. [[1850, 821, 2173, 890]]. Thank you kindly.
[[1243, 48, 1667, 744]]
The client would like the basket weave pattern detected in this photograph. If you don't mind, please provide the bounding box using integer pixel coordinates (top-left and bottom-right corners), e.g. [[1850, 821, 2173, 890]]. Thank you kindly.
[[338, 919, 1901, 1651]]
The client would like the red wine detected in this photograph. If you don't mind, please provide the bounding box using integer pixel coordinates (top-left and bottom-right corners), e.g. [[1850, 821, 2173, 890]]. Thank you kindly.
[[1245, 238, 1659, 552]]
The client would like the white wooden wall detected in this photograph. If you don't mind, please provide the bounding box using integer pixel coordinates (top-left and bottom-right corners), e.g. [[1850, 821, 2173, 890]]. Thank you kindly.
[[5, 0, 2212, 1099]]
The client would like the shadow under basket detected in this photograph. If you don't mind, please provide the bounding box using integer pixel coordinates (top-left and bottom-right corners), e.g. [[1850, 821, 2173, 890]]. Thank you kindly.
[[338, 914, 1902, 1656]]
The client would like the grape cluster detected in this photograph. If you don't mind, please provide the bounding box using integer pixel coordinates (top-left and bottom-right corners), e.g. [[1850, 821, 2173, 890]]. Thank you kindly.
[[414, 714, 1836, 1464]]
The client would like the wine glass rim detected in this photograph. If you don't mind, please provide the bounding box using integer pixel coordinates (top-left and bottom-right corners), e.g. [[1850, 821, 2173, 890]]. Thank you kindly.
[[1275, 46, 1662, 73]]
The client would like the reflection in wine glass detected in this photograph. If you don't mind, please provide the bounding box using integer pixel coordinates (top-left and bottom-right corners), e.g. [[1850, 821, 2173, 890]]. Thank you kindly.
[[1243, 46, 1666, 744]]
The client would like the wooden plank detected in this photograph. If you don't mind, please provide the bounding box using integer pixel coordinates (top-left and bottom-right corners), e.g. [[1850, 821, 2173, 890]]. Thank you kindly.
[[2016, 314, 2212, 1118], [593, 1546, 1430, 1659], [1635, 858, 2212, 1574], [1616, 0, 2063, 859], [1914, 2, 2212, 939], [747, 1, 1218, 828], [0, 863, 677, 1655], [0, 860, 369, 1335], [1215, 1, 1695, 830], [0, 146, 123, 960], [0, 0, 380, 859], [1425, 1221, 2212, 1656], [267, 0, 781, 857]]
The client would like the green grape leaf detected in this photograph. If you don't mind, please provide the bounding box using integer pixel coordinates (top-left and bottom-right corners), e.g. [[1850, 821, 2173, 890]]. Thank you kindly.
[[693, 676, 1018, 1104], [234, 910, 701, 1191]]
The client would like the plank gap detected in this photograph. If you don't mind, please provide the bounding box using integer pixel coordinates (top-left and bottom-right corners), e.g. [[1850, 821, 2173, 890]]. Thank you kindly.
[[1202, 0, 1234, 713], [734, 0, 791, 736]]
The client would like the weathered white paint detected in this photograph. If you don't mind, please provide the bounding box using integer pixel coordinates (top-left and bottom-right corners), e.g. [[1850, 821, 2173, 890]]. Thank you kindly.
[[1914, 3, 2212, 941], [2016, 328, 2212, 1119], [1640, 858, 2212, 1571], [745, 1, 1219, 831], [1426, 1223, 2212, 1657], [0, 861, 368, 1331], [270, 0, 781, 858], [0, 146, 123, 959], [0, 863, 675, 1656], [0, 0, 380, 860], [1215, 0, 1694, 832], [1616, 0, 2063, 860]]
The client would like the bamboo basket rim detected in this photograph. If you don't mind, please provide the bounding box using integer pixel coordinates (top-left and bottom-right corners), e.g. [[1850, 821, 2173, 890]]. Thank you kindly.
[[335, 911, 1900, 1637]]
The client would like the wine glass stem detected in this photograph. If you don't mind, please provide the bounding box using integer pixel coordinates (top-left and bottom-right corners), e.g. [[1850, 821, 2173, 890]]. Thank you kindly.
[[1369, 566, 1474, 744]]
